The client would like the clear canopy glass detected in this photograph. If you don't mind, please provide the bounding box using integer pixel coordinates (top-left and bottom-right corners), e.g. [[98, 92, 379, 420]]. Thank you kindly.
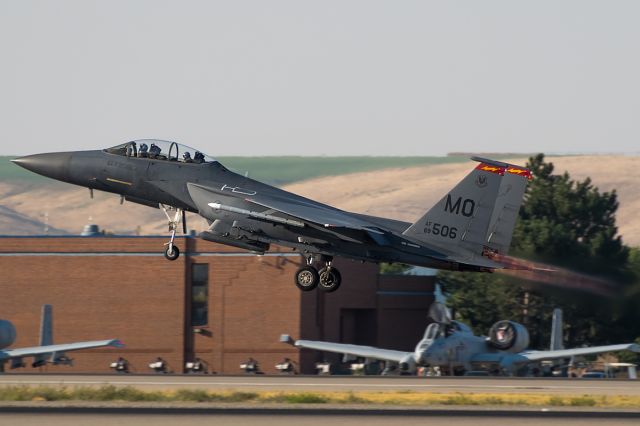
[[105, 139, 216, 163]]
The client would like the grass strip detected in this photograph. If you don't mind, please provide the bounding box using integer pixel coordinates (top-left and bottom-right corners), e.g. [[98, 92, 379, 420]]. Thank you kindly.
[[0, 386, 639, 408]]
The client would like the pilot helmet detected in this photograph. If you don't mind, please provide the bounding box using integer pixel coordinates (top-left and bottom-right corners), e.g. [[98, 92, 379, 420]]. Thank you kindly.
[[183, 151, 192, 159], [139, 143, 148, 152]]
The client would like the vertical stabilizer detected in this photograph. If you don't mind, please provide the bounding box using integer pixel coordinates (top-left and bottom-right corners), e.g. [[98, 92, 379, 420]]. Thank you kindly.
[[40, 304, 53, 346], [484, 168, 530, 254], [550, 308, 564, 351], [403, 157, 531, 260]]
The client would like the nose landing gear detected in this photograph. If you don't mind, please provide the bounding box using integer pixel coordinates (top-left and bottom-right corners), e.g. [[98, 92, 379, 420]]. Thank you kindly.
[[161, 204, 185, 261], [294, 255, 342, 292]]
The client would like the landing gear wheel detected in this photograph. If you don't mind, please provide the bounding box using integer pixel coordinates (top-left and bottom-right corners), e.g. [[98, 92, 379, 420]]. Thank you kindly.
[[295, 266, 319, 291], [318, 267, 342, 292], [164, 245, 180, 261]]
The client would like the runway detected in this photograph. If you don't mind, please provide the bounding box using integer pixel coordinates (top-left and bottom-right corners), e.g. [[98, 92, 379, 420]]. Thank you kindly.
[[1, 406, 640, 426], [1, 413, 638, 426], [1, 374, 639, 396]]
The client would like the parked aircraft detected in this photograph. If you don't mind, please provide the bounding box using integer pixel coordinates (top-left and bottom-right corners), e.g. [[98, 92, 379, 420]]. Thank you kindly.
[[281, 303, 640, 376], [0, 305, 122, 372], [13, 140, 533, 292]]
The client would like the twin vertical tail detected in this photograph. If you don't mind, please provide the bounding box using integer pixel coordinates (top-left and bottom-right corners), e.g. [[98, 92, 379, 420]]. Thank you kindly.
[[402, 157, 532, 268]]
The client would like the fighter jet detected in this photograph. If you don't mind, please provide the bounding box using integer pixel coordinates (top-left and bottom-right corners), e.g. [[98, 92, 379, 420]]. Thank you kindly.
[[281, 303, 640, 376], [0, 305, 123, 372], [13, 139, 532, 292]]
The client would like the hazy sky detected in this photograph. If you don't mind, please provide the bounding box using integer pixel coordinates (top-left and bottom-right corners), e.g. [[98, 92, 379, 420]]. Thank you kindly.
[[1, 1, 639, 156]]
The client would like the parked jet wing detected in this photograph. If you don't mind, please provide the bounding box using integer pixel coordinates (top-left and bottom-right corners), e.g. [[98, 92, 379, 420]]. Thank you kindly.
[[471, 343, 640, 365], [281, 334, 408, 363], [517, 343, 640, 362], [0, 339, 123, 360]]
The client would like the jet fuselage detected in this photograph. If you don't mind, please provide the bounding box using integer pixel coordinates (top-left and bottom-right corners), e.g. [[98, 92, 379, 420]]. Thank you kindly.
[[14, 141, 533, 292], [14, 149, 463, 269]]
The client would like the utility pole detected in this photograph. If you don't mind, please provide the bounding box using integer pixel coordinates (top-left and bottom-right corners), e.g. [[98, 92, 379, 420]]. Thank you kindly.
[[43, 211, 49, 235], [522, 291, 530, 326]]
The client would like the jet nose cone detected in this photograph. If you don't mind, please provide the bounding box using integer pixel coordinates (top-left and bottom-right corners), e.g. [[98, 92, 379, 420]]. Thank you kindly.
[[12, 152, 73, 182]]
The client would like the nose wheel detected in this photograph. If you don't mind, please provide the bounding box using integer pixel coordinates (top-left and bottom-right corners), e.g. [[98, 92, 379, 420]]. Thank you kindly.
[[164, 244, 180, 261], [161, 204, 184, 261]]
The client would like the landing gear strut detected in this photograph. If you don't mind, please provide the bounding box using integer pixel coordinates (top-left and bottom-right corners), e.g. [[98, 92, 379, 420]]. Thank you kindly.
[[161, 204, 184, 261], [294, 255, 342, 292]]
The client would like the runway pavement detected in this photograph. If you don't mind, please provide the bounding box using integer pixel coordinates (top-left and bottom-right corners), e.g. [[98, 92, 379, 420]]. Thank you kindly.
[[1, 406, 640, 426], [2, 413, 639, 426], [1, 374, 639, 396]]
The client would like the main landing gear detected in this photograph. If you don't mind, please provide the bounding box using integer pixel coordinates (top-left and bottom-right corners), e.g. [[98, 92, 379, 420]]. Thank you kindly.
[[161, 204, 185, 261], [295, 256, 342, 293]]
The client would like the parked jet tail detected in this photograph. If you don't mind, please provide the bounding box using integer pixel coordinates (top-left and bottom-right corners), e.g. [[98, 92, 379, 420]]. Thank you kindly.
[[39, 304, 53, 347], [403, 157, 531, 267], [550, 308, 564, 351]]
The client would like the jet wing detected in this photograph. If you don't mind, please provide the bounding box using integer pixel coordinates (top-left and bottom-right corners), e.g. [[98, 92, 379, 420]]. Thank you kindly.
[[470, 343, 640, 365], [187, 183, 386, 235], [0, 339, 123, 360], [244, 198, 386, 234], [517, 343, 640, 362], [283, 335, 409, 363]]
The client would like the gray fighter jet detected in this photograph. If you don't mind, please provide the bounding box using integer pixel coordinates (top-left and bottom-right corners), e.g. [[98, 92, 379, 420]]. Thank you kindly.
[[13, 139, 532, 292], [281, 303, 640, 376], [0, 305, 123, 372]]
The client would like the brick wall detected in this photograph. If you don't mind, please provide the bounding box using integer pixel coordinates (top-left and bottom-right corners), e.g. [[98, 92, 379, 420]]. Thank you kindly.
[[0, 236, 435, 374]]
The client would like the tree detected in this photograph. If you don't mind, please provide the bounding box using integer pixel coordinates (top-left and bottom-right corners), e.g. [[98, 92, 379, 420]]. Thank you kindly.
[[379, 263, 411, 275], [512, 154, 628, 274]]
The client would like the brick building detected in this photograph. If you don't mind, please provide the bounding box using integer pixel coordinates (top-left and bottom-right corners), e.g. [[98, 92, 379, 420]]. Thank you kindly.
[[0, 236, 435, 374]]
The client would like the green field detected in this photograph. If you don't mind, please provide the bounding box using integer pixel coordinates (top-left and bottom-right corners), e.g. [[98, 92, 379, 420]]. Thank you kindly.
[[1, 155, 470, 185], [1, 157, 50, 183], [217, 156, 470, 184]]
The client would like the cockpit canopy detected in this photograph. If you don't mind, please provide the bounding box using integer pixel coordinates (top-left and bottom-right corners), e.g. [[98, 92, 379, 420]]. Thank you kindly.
[[105, 139, 216, 164]]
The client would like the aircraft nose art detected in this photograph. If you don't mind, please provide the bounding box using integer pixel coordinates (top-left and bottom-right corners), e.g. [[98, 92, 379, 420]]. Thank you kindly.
[[12, 152, 72, 182]]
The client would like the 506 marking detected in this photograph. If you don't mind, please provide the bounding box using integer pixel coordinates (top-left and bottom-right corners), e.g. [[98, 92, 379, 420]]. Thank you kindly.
[[423, 222, 458, 239]]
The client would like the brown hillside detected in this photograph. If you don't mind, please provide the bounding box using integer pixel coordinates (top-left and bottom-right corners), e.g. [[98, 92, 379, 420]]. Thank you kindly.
[[0, 182, 209, 236], [283, 156, 640, 247]]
